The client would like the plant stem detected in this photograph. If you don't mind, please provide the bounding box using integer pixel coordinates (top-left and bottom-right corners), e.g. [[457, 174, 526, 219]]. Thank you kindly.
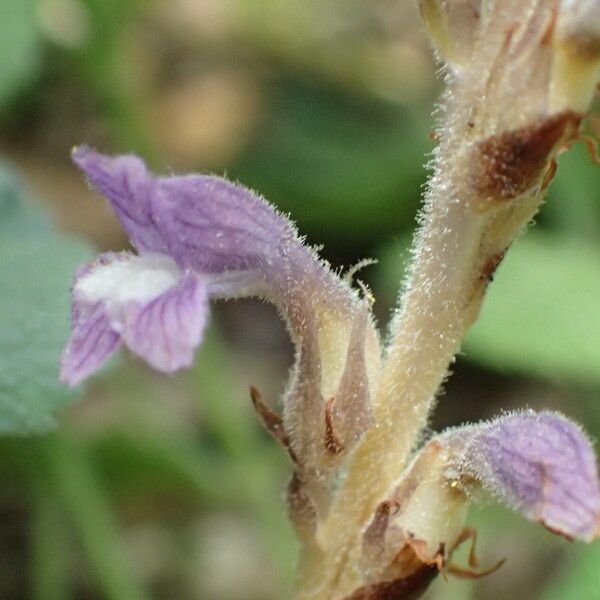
[[296, 83, 568, 600]]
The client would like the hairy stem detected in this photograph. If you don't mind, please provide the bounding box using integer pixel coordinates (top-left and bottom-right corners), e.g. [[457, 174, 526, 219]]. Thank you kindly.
[[293, 1, 600, 596], [296, 71, 575, 600]]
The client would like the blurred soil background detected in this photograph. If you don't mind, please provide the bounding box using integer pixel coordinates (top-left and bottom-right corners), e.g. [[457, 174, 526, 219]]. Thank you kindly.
[[2, 1, 600, 599]]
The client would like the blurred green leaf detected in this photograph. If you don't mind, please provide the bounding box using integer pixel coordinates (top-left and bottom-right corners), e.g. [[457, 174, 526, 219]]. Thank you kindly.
[[188, 331, 298, 591], [68, 0, 151, 152], [372, 232, 412, 304], [426, 575, 475, 600], [90, 430, 233, 505], [190, 329, 262, 459], [0, 161, 92, 434], [45, 434, 149, 600], [0, 161, 49, 234], [0, 0, 40, 110], [231, 80, 429, 253], [465, 233, 600, 385], [542, 143, 600, 240], [31, 485, 72, 600], [541, 544, 600, 600]]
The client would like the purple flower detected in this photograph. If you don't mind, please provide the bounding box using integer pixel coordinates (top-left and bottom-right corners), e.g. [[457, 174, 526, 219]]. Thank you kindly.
[[61, 148, 374, 486], [447, 411, 600, 541], [61, 147, 361, 386], [360, 412, 600, 588], [61, 251, 208, 385]]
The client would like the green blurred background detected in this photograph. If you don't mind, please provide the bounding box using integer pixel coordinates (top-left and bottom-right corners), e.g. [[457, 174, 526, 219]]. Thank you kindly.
[[1, 1, 600, 598]]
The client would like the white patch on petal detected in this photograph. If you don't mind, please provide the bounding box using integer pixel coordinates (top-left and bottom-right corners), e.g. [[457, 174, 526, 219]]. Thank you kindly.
[[77, 254, 182, 308]]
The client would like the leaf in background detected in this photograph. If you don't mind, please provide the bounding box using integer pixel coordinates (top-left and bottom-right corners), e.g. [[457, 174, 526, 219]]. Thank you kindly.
[[44, 434, 148, 600], [541, 143, 600, 240], [541, 544, 600, 600], [425, 572, 475, 600], [230, 79, 430, 254], [0, 0, 40, 111], [67, 0, 151, 153], [0, 161, 92, 434], [465, 233, 600, 386], [31, 481, 73, 600], [0, 160, 49, 234]]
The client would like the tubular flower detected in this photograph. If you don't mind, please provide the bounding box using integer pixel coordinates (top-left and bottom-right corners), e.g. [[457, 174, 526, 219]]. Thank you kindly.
[[353, 412, 600, 599], [61, 146, 380, 525]]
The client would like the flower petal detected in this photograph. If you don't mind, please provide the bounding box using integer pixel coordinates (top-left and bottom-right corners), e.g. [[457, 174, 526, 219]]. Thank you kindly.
[[72, 148, 368, 311], [72, 149, 351, 311], [447, 411, 600, 541], [60, 302, 121, 386], [61, 252, 209, 385], [152, 174, 295, 277], [73, 145, 299, 286], [121, 272, 208, 372], [72, 146, 167, 254]]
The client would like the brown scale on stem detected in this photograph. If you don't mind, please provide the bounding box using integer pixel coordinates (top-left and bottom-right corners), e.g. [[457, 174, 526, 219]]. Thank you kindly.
[[479, 250, 507, 284], [473, 110, 581, 202], [342, 564, 439, 600], [349, 528, 506, 600], [345, 539, 445, 600], [541, 159, 558, 191], [362, 499, 401, 561], [250, 386, 298, 463]]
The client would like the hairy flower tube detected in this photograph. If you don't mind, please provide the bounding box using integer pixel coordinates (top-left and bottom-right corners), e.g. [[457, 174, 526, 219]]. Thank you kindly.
[[61, 1, 600, 598]]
